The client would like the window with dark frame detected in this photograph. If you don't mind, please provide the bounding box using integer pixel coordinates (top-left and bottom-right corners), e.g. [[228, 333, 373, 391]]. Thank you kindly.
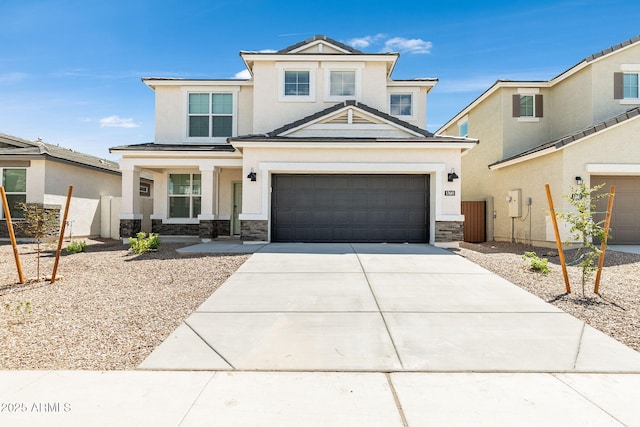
[[168, 173, 201, 218], [1, 168, 26, 219]]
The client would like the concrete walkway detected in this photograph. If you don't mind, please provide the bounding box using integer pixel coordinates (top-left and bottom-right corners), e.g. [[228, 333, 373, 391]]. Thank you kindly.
[[3, 243, 640, 426]]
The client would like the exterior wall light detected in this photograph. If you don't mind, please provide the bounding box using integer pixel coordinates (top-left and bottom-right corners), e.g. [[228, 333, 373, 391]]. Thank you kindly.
[[247, 168, 257, 181], [575, 176, 583, 185], [447, 168, 459, 182]]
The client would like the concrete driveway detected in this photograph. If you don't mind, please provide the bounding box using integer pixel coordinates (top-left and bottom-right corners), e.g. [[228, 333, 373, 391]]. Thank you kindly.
[[4, 243, 640, 426], [140, 243, 640, 373]]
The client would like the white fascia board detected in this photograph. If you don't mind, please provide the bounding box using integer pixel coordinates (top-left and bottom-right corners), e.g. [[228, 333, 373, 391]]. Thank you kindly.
[[119, 157, 242, 169], [113, 149, 241, 159], [259, 162, 446, 173], [232, 140, 477, 150], [387, 80, 437, 88], [586, 164, 640, 175], [489, 147, 556, 170], [240, 53, 398, 64], [142, 79, 253, 90]]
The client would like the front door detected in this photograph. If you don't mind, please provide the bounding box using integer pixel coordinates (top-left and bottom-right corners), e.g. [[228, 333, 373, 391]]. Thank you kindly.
[[232, 182, 242, 235]]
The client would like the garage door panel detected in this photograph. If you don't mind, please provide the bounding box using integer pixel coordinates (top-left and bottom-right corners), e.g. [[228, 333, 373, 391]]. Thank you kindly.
[[272, 174, 429, 243], [592, 175, 640, 244]]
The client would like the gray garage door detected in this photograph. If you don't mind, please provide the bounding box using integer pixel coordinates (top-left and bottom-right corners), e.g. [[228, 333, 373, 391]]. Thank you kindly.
[[592, 176, 640, 244], [271, 174, 429, 243]]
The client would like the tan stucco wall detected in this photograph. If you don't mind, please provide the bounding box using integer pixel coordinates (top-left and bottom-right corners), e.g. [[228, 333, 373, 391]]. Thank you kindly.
[[42, 161, 121, 237], [550, 66, 593, 138], [591, 44, 640, 124]]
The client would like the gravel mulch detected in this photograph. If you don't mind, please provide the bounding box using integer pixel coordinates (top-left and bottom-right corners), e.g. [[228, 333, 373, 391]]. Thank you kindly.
[[1, 239, 250, 370], [453, 241, 640, 352]]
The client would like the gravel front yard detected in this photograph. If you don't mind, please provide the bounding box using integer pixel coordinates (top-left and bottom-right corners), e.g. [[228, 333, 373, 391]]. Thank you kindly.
[[1, 239, 638, 370], [1, 239, 250, 370], [454, 242, 640, 352]]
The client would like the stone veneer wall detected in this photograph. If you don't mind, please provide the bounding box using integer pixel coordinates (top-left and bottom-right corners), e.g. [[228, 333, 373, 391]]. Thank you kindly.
[[120, 219, 142, 238], [151, 220, 199, 236], [0, 204, 61, 239], [241, 220, 268, 241], [215, 220, 231, 237], [434, 221, 464, 243]]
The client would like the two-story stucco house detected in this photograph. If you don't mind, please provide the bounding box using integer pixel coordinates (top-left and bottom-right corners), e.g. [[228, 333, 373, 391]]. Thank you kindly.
[[438, 35, 640, 245], [110, 35, 477, 247]]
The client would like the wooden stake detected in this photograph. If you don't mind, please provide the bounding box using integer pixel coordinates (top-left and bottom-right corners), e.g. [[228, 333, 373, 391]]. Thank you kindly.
[[1, 187, 24, 284], [545, 184, 571, 293], [51, 185, 73, 283], [594, 185, 615, 294]]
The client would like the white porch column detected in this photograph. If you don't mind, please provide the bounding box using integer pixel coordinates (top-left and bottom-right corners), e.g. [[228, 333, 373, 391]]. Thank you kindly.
[[198, 166, 218, 220], [120, 167, 142, 218]]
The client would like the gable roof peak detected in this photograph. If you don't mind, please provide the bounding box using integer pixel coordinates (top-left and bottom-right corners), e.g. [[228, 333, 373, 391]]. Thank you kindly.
[[277, 35, 363, 54]]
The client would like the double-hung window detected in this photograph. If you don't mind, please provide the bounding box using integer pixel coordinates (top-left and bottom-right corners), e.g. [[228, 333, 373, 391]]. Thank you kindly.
[[614, 69, 640, 103], [1, 168, 27, 219], [168, 173, 201, 218], [624, 74, 639, 98], [284, 71, 310, 96], [390, 94, 412, 116], [188, 93, 233, 138], [330, 71, 356, 97], [512, 92, 543, 120]]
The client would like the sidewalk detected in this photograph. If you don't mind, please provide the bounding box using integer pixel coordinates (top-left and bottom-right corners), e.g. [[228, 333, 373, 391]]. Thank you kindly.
[[2, 242, 640, 426]]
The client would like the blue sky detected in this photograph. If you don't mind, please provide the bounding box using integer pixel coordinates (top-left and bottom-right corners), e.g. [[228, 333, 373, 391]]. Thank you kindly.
[[1, 0, 639, 160]]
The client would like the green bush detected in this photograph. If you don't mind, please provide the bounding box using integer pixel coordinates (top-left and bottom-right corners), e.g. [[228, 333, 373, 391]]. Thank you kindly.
[[65, 240, 86, 254], [522, 251, 550, 274], [128, 232, 161, 254]]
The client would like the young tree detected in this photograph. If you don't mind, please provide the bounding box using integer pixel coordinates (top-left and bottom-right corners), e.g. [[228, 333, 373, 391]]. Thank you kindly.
[[557, 183, 612, 295], [16, 203, 60, 281]]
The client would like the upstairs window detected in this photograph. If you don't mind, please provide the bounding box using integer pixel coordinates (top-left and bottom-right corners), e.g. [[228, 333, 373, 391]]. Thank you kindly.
[[512, 94, 543, 119], [1, 168, 27, 219], [614, 71, 640, 102], [459, 121, 468, 137], [168, 173, 201, 218], [188, 93, 233, 138], [284, 71, 310, 96], [390, 94, 412, 116], [330, 71, 355, 97]]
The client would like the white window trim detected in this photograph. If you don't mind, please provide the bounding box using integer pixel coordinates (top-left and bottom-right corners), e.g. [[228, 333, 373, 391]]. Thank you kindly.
[[457, 115, 469, 137], [182, 86, 239, 143], [1, 167, 27, 219], [167, 171, 202, 219], [516, 90, 540, 122], [620, 67, 640, 104], [322, 62, 363, 102], [276, 62, 317, 102], [388, 88, 418, 120]]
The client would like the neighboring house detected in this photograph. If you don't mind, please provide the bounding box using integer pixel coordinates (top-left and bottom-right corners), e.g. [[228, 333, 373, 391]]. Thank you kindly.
[[110, 35, 477, 246], [438, 35, 640, 245], [0, 133, 122, 239]]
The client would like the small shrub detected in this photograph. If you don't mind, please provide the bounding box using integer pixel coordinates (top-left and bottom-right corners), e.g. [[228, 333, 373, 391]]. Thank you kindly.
[[65, 240, 86, 254], [522, 251, 550, 274], [4, 301, 32, 326], [128, 232, 161, 254]]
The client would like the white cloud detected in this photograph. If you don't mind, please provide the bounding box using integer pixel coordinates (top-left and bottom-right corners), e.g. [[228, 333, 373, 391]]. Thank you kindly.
[[347, 34, 385, 49], [99, 115, 140, 128], [382, 37, 432, 54], [234, 69, 251, 79]]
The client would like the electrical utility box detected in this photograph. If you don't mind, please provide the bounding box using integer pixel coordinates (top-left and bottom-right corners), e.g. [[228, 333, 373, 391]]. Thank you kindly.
[[508, 189, 522, 217]]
